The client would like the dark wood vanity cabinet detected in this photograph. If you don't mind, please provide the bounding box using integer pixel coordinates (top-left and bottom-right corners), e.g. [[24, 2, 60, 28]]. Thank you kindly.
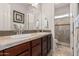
[[41, 34, 52, 56], [4, 42, 31, 56], [0, 51, 3, 56], [41, 36, 48, 56], [31, 38, 41, 56], [18, 49, 30, 56], [47, 34, 52, 53], [0, 34, 52, 56]]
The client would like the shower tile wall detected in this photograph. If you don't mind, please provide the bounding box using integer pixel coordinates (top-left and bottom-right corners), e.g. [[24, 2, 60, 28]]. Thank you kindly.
[[55, 25, 70, 43], [55, 17, 70, 44], [55, 3, 70, 44]]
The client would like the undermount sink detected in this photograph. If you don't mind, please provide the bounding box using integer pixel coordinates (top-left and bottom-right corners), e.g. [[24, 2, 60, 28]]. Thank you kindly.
[[10, 34, 32, 39]]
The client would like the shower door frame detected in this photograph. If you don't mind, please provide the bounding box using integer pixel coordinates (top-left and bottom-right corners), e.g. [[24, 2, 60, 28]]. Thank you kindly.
[[70, 3, 78, 56]]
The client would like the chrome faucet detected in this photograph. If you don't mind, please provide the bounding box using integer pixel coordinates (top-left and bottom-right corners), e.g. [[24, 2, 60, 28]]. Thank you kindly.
[[14, 24, 24, 35]]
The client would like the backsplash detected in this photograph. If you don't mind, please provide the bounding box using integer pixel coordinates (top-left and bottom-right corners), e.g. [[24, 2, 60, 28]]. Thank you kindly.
[[0, 30, 51, 36], [0, 31, 16, 36]]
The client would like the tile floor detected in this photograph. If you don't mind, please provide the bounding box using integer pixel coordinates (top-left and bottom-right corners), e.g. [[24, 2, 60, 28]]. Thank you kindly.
[[52, 44, 72, 56]]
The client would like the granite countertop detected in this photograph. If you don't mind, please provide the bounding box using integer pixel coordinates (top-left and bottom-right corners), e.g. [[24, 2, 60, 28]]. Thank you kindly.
[[0, 32, 51, 51]]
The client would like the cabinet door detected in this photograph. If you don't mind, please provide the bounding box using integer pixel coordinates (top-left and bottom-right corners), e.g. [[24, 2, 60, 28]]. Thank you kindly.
[[31, 38, 41, 56], [31, 39, 41, 47], [18, 52, 26, 56], [41, 36, 48, 56], [32, 44, 41, 56], [4, 42, 30, 56], [25, 49, 31, 56], [18, 49, 30, 56], [0, 51, 3, 56], [47, 35, 51, 53]]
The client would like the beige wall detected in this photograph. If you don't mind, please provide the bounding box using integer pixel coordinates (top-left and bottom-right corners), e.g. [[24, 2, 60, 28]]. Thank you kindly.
[[9, 3, 29, 30], [0, 3, 30, 30], [0, 3, 54, 31], [41, 3, 53, 30], [0, 3, 11, 31]]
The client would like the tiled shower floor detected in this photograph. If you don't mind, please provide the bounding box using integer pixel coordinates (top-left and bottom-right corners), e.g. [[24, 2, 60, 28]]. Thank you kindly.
[[52, 44, 72, 56]]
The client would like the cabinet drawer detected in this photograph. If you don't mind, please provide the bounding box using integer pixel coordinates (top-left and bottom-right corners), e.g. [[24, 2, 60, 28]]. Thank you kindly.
[[4, 42, 30, 56], [31, 38, 41, 47], [32, 44, 41, 56], [0, 51, 3, 56]]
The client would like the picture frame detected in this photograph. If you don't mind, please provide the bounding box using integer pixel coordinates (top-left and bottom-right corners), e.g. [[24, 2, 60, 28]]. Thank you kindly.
[[13, 10, 24, 24]]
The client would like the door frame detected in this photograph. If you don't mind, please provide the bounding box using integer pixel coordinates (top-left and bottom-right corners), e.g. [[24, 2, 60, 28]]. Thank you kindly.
[[70, 3, 78, 56]]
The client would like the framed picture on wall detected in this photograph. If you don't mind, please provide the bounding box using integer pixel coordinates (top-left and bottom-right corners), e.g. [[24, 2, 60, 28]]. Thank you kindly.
[[13, 10, 24, 23]]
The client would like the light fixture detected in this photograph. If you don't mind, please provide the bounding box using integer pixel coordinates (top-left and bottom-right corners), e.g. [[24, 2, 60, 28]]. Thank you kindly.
[[54, 13, 72, 19], [32, 3, 39, 8]]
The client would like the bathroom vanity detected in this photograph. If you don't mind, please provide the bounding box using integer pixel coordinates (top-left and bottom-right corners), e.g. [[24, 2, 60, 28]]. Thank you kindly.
[[0, 32, 52, 56]]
